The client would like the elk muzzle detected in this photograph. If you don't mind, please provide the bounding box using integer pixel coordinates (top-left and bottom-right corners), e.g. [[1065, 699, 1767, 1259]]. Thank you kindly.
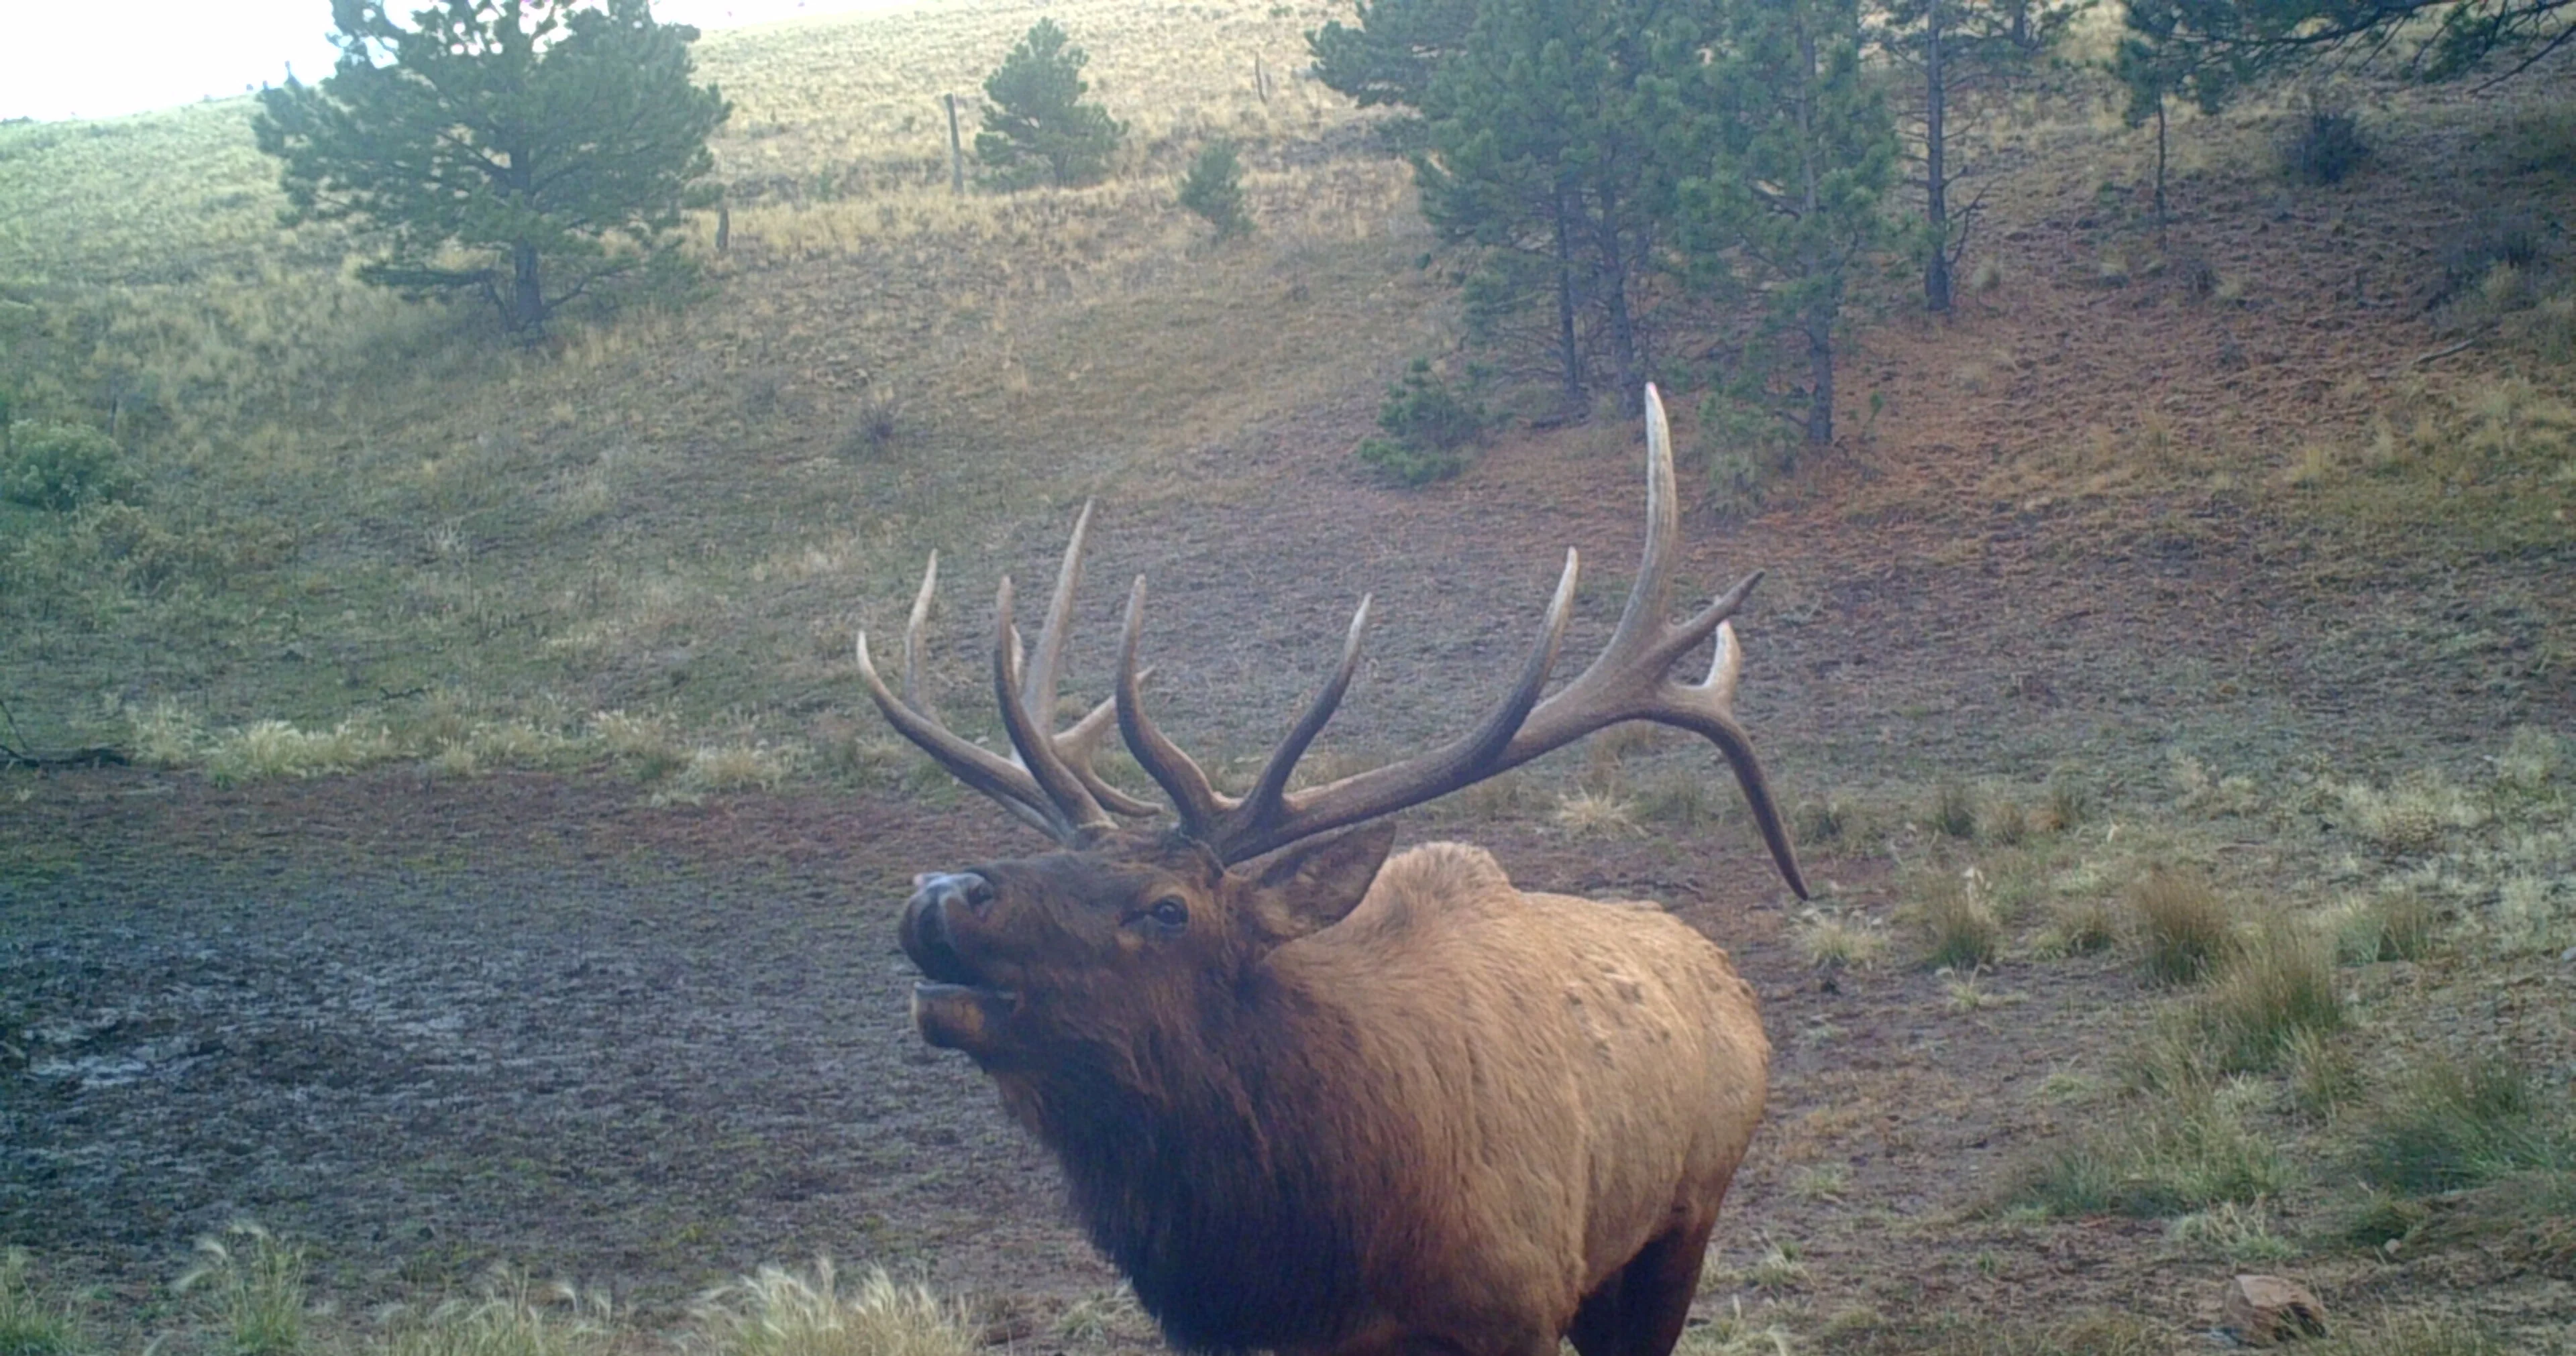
[[901, 872, 1018, 1054]]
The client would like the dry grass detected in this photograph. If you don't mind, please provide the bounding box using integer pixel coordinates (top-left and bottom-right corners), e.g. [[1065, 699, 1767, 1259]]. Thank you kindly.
[[2035, 894, 2119, 956], [2126, 867, 2232, 984], [174, 1224, 307, 1356], [1900, 869, 2002, 969], [1552, 789, 1642, 838], [686, 1260, 980, 1356], [2335, 773, 2490, 856], [2163, 1198, 2297, 1265], [2190, 915, 2343, 1072], [376, 1273, 615, 1356], [1792, 909, 1893, 970]]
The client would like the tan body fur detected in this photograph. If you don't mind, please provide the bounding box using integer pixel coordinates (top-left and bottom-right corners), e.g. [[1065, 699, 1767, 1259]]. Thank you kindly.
[[1272, 842, 1768, 1356]]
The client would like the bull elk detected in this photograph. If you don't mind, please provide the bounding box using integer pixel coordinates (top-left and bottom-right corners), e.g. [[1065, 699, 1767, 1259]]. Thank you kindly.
[[859, 384, 1807, 1356]]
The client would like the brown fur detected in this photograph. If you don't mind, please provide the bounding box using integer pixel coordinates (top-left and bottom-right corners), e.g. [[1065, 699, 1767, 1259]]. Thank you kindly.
[[899, 826, 1768, 1356]]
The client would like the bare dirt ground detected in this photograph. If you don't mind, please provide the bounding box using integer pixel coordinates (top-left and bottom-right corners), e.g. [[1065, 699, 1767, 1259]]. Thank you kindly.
[[7, 89, 2575, 1356]]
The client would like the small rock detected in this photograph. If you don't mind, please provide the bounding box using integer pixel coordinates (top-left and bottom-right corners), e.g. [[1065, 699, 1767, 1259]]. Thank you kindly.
[[2223, 1275, 2329, 1346]]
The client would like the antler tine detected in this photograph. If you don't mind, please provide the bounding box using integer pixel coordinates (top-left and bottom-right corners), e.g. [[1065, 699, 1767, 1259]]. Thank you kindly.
[[1116, 575, 1232, 836], [1199, 384, 1807, 895], [1207, 550, 1580, 863], [900, 551, 939, 708], [856, 586, 1067, 840], [1223, 594, 1375, 847], [1601, 381, 1682, 661], [992, 577, 1116, 838], [1061, 689, 1162, 817], [1487, 384, 1806, 895], [1022, 500, 1094, 723]]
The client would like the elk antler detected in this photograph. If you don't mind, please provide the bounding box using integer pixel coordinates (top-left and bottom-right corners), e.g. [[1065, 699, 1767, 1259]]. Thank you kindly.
[[1116, 384, 1809, 897], [856, 502, 1158, 844]]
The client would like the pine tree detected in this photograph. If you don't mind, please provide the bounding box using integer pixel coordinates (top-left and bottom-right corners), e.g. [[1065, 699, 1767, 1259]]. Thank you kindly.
[[1877, 0, 2079, 311], [2114, 0, 2248, 226], [1417, 0, 1699, 416], [975, 19, 1126, 189], [1178, 141, 1253, 239], [1307, 0, 1481, 111], [254, 0, 729, 338], [1680, 0, 1897, 446]]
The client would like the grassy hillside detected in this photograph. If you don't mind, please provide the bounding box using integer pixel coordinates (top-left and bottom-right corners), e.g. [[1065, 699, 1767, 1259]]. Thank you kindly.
[[4, 0, 2576, 1352], [0, 0, 1430, 779]]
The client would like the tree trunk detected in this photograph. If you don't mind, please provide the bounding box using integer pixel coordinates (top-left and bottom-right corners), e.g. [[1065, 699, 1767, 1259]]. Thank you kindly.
[[1923, 1, 1953, 314], [509, 241, 545, 335], [1597, 180, 1644, 418], [2152, 97, 2168, 227], [1805, 293, 1835, 446], [1551, 187, 1585, 416], [1798, 25, 1833, 445]]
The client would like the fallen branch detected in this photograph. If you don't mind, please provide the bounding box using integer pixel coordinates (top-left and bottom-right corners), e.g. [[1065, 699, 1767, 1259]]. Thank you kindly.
[[0, 691, 132, 769]]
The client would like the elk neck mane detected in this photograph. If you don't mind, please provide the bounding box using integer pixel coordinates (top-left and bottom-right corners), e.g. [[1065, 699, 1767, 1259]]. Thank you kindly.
[[984, 844, 1517, 1355]]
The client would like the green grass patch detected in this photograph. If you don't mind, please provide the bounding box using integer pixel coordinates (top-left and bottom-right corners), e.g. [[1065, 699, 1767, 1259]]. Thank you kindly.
[[0, 1249, 91, 1356], [174, 1225, 307, 1356], [2004, 1052, 2292, 1217]]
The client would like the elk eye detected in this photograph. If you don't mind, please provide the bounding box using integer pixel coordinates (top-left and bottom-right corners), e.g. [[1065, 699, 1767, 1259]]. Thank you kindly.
[[1146, 897, 1189, 931]]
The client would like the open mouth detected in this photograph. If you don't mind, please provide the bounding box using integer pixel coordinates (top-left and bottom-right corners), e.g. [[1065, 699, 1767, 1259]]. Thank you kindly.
[[900, 893, 1019, 1052], [910, 980, 1019, 1052]]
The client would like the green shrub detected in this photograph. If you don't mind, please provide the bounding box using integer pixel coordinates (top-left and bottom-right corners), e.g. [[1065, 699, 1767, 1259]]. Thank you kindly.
[[1355, 359, 1487, 486], [2282, 105, 2369, 184], [1, 422, 136, 512], [1177, 140, 1251, 240], [1695, 392, 1799, 513]]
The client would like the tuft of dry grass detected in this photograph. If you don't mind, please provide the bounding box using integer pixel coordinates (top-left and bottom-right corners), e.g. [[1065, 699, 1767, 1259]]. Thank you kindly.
[[2334, 773, 2489, 855], [378, 1272, 616, 1356], [1552, 789, 1642, 838], [174, 1223, 307, 1356], [2192, 916, 2344, 1072], [1052, 1287, 1151, 1345], [2002, 1063, 2292, 1218], [2164, 1198, 2298, 1265], [201, 720, 398, 786], [2036, 894, 2120, 956], [686, 1260, 981, 1356], [2325, 887, 2443, 963], [1793, 909, 1892, 970], [1902, 869, 2002, 969], [2127, 867, 2232, 984]]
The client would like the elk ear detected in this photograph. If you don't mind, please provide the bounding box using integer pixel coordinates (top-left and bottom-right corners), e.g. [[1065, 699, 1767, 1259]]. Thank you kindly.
[[1241, 820, 1398, 948]]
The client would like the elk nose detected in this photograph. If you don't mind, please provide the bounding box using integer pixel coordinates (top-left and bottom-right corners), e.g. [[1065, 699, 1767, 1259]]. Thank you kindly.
[[910, 871, 996, 919]]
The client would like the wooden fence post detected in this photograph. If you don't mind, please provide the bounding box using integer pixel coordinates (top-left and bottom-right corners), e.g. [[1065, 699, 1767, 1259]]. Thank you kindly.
[[944, 93, 966, 194]]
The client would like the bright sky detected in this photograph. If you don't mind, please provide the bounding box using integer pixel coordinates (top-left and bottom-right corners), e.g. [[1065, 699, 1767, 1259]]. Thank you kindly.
[[2, 0, 914, 123]]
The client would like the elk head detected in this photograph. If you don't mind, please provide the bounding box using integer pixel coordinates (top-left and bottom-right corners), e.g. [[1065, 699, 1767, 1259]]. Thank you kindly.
[[861, 384, 1807, 1079]]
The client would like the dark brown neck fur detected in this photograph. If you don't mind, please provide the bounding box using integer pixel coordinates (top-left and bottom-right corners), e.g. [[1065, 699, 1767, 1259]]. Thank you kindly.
[[994, 961, 1380, 1354]]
